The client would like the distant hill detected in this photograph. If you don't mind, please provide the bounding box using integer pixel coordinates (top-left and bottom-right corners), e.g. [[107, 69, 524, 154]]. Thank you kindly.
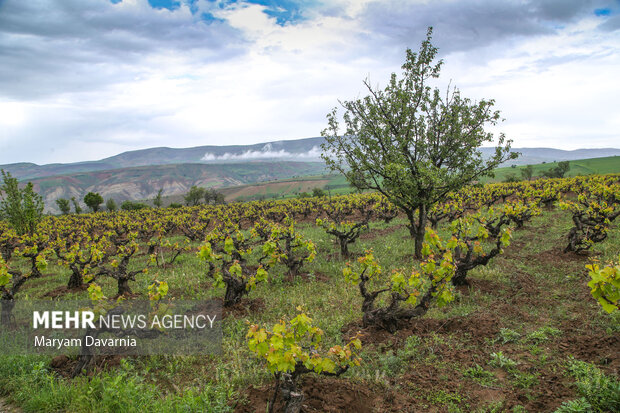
[[29, 162, 326, 213], [1, 137, 325, 181], [485, 155, 620, 182], [189, 155, 620, 203], [2, 137, 618, 181], [1, 136, 618, 213], [495, 148, 620, 166]]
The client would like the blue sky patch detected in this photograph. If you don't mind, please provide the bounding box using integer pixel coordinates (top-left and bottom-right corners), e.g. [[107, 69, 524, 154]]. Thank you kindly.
[[200, 11, 226, 24], [187, 0, 199, 14], [594, 8, 611, 16], [109, 0, 313, 26], [147, 0, 181, 11], [246, 0, 304, 25], [211, 0, 311, 26]]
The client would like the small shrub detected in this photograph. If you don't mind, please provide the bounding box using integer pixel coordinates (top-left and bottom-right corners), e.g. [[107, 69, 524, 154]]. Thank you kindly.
[[526, 326, 562, 343], [343, 229, 455, 332], [0, 170, 44, 235], [559, 358, 620, 412], [247, 309, 361, 413], [586, 257, 619, 313], [554, 398, 593, 413], [512, 370, 539, 389], [488, 352, 517, 369], [463, 364, 497, 387], [497, 328, 521, 344]]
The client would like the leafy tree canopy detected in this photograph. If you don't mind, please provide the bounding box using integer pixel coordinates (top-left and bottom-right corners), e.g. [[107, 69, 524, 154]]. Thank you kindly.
[[0, 169, 44, 235], [56, 198, 71, 215], [184, 186, 205, 206], [321, 27, 517, 257], [83, 192, 104, 213], [543, 161, 570, 178]]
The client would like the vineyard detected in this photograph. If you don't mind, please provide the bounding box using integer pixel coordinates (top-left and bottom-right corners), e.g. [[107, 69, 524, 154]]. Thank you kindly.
[[0, 174, 619, 412]]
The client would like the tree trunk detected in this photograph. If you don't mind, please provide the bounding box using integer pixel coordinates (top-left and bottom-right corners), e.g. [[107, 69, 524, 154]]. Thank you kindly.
[[284, 392, 304, 413], [72, 330, 95, 377], [414, 205, 427, 259], [362, 289, 435, 333], [223, 277, 246, 307], [405, 206, 428, 259], [406, 209, 416, 239], [280, 373, 304, 413], [117, 277, 132, 296], [339, 236, 349, 258], [452, 268, 469, 286], [0, 299, 15, 326], [67, 270, 83, 289], [268, 375, 281, 413]]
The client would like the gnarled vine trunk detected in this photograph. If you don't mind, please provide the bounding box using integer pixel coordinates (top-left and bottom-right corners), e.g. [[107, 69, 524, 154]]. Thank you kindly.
[[406, 205, 428, 259]]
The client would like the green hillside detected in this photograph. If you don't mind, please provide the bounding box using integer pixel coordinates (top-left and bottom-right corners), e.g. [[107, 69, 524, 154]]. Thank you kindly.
[[210, 156, 619, 203], [485, 155, 620, 182], [30, 162, 327, 212], [155, 174, 354, 205]]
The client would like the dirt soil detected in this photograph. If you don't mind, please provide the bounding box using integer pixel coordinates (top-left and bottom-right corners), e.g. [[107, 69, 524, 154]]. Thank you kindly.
[[234, 376, 377, 413], [0, 398, 22, 413], [41, 284, 89, 298], [359, 224, 404, 240], [222, 297, 266, 318]]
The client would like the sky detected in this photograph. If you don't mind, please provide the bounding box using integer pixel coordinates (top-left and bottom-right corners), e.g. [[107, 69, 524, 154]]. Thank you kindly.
[[0, 0, 619, 165]]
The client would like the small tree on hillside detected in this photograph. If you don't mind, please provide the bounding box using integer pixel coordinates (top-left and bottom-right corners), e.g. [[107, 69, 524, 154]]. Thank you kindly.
[[71, 197, 82, 214], [56, 198, 71, 215], [321, 28, 516, 258], [204, 188, 225, 205], [71, 196, 82, 214], [0, 170, 44, 235], [543, 161, 570, 178], [153, 189, 163, 208], [521, 165, 534, 181], [84, 192, 104, 213], [105, 198, 117, 211], [184, 186, 205, 206], [312, 187, 326, 197]]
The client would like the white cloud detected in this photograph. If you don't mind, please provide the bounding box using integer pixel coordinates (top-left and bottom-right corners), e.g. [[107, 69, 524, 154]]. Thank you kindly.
[[201, 144, 322, 161], [0, 0, 618, 164], [438, 16, 620, 149], [0, 101, 27, 127]]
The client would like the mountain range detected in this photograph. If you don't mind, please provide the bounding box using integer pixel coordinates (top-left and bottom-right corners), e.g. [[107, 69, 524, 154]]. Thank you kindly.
[[2, 138, 325, 181], [1, 137, 618, 213]]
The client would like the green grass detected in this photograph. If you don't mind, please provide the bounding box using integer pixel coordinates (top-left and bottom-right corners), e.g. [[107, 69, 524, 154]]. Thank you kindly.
[[554, 358, 620, 412], [486, 156, 620, 182], [225, 173, 356, 202]]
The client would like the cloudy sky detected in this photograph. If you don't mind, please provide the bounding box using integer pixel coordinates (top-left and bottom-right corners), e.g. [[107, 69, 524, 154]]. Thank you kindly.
[[0, 0, 618, 165]]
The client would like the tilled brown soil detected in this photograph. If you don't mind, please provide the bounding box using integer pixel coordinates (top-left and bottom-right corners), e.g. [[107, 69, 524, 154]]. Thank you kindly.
[[235, 376, 377, 413], [41, 283, 89, 298], [0, 398, 22, 413], [221, 297, 266, 319]]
